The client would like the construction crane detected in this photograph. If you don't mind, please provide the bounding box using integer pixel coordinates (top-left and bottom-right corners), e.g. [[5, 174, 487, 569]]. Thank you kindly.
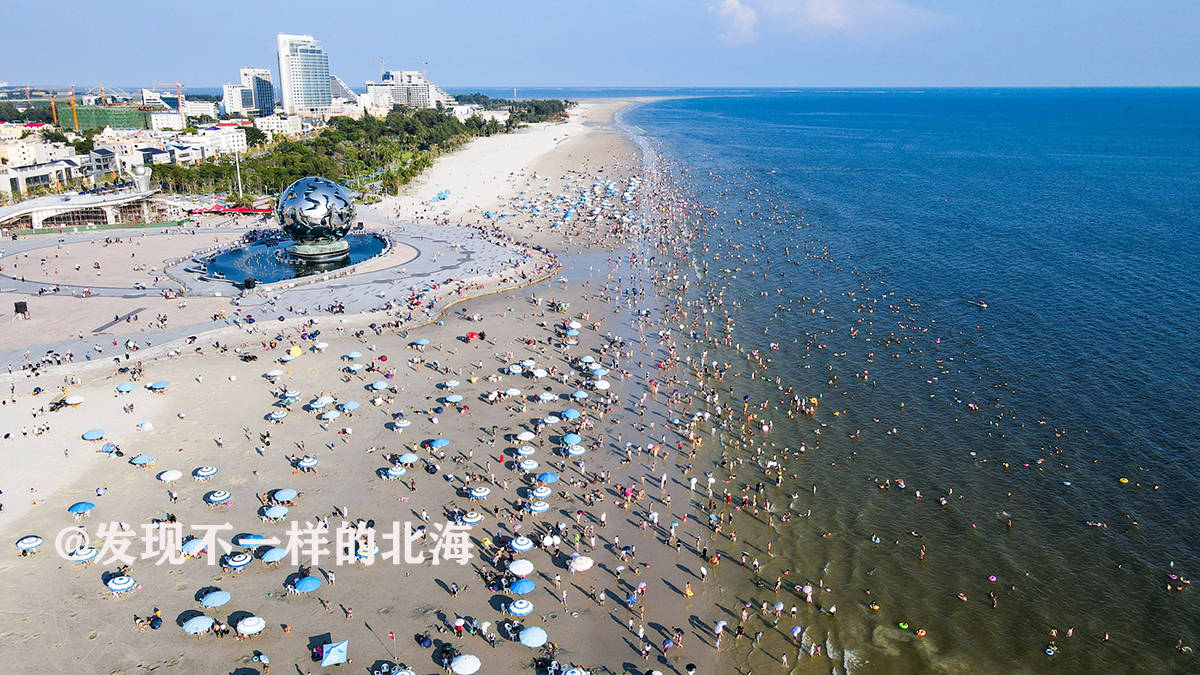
[[69, 85, 79, 132], [25, 86, 31, 107], [151, 81, 186, 109], [49, 93, 58, 125]]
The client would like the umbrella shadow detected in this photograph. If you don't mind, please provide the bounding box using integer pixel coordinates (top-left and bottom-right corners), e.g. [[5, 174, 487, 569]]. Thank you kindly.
[[225, 609, 254, 626], [306, 631, 332, 656]]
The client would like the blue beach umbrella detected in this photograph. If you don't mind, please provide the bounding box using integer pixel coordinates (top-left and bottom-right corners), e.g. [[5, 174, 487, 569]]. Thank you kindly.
[[130, 454, 154, 465], [67, 547, 98, 563], [510, 578, 536, 595], [181, 539, 207, 557], [194, 465, 218, 479], [412, 338, 430, 346], [15, 535, 43, 551], [509, 599, 534, 616], [273, 488, 298, 501], [148, 381, 170, 390], [339, 401, 360, 411], [237, 534, 267, 548], [519, 626, 548, 648], [386, 466, 407, 479], [68, 501, 95, 514], [398, 452, 419, 464], [224, 552, 252, 569], [370, 380, 389, 390], [200, 590, 230, 608], [345, 351, 363, 360], [106, 575, 136, 592], [264, 505, 289, 519], [567, 445, 587, 457], [81, 429, 104, 441], [537, 472, 559, 484], [562, 433, 582, 445], [295, 576, 322, 593], [183, 615, 215, 634], [528, 501, 550, 514], [445, 394, 464, 403], [561, 408, 582, 419], [531, 486, 553, 499], [429, 437, 450, 448], [510, 536, 534, 552], [262, 547, 287, 564], [116, 382, 134, 393]]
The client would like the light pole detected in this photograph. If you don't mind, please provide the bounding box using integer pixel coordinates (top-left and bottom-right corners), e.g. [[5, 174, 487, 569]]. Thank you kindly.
[[234, 149, 243, 199]]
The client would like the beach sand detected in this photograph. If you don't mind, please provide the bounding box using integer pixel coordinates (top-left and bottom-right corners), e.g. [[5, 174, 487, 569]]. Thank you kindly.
[[0, 98, 728, 675]]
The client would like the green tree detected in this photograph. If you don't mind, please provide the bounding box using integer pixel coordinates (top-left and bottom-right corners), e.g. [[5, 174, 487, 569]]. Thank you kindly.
[[244, 126, 268, 147]]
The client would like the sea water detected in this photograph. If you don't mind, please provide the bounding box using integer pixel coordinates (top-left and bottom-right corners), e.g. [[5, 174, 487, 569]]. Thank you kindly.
[[625, 89, 1200, 672]]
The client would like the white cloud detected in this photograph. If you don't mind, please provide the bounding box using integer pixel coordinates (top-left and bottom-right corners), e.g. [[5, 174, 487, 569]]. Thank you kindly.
[[715, 0, 759, 44], [713, 0, 946, 43]]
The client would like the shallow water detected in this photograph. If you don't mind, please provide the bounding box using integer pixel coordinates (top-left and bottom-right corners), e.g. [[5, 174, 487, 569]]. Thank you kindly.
[[627, 89, 1200, 673]]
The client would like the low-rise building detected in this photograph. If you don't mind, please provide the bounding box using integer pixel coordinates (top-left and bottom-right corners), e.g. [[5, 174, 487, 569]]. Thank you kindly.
[[254, 114, 304, 138]]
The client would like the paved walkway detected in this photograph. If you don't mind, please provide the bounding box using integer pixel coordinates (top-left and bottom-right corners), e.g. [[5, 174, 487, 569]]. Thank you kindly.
[[0, 205, 546, 370]]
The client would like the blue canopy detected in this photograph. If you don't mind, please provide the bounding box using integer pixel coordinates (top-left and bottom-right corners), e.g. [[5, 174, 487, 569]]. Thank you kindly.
[[81, 429, 104, 441], [537, 472, 560, 484], [262, 547, 287, 563], [510, 578, 536, 595], [183, 615, 215, 634], [295, 576, 322, 593], [321, 640, 349, 666], [68, 501, 95, 514], [562, 433, 582, 445], [273, 488, 298, 501], [149, 381, 170, 390], [200, 590, 230, 608]]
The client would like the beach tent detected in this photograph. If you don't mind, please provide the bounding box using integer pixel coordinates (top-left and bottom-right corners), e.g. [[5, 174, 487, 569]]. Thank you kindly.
[[321, 640, 349, 666]]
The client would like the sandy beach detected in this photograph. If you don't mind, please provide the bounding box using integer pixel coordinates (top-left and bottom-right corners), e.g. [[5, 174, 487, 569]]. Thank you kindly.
[[0, 98, 740, 675]]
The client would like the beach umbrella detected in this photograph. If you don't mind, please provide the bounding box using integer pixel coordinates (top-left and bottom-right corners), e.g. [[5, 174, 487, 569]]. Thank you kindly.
[[571, 390, 589, 400], [564, 669, 587, 675], [528, 501, 550, 514], [309, 397, 331, 409], [543, 415, 561, 425], [370, 380, 389, 390], [505, 387, 522, 397], [537, 392, 556, 402], [469, 486, 492, 499], [295, 576, 322, 593], [346, 363, 363, 372], [205, 490, 231, 504], [355, 544, 380, 560], [313, 341, 329, 351], [67, 547, 98, 563], [265, 369, 283, 378], [224, 552, 252, 569], [412, 338, 430, 346], [531, 486, 553, 499], [269, 410, 288, 421], [116, 382, 134, 393], [386, 466, 407, 479], [157, 469, 182, 483], [518, 459, 539, 472], [318, 410, 340, 421], [264, 505, 289, 520], [510, 578, 536, 595], [519, 626, 548, 648], [566, 329, 580, 337], [774, 601, 785, 611], [345, 351, 363, 360], [445, 394, 464, 403], [531, 369, 548, 379], [561, 408, 582, 420], [462, 511, 484, 525], [200, 590, 231, 608], [279, 354, 294, 363], [578, 356, 594, 364], [194, 465, 218, 479], [516, 445, 537, 457], [297, 456, 318, 470], [15, 535, 43, 552], [130, 454, 154, 466], [273, 488, 298, 501], [450, 654, 481, 675], [510, 536, 534, 552], [106, 575, 136, 593], [282, 389, 301, 399], [563, 433, 583, 445], [593, 380, 611, 390], [391, 419, 412, 431], [237, 534, 268, 548], [398, 452, 419, 464], [236, 616, 266, 635], [262, 547, 287, 564], [509, 599, 534, 617], [508, 559, 534, 577], [508, 365, 523, 375], [180, 539, 207, 557], [430, 437, 451, 448], [568, 321, 582, 330], [521, 358, 537, 368], [64, 394, 84, 405], [183, 615, 215, 634], [68, 501, 95, 515], [537, 472, 560, 484], [148, 381, 170, 390], [516, 431, 536, 442], [567, 445, 587, 457], [339, 401, 360, 411], [569, 556, 594, 573], [443, 380, 460, 389], [81, 429, 104, 441], [592, 367, 610, 376]]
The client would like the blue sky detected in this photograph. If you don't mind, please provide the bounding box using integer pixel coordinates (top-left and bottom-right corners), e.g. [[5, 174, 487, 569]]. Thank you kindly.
[[8, 1, 1199, 88]]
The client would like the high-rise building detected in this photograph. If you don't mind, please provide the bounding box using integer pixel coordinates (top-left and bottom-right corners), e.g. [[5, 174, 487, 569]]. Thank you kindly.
[[276, 33, 331, 116], [222, 83, 254, 116], [240, 67, 275, 115]]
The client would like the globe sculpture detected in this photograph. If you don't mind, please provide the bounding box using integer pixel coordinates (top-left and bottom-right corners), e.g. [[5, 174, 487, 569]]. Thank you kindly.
[[275, 176, 356, 260]]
